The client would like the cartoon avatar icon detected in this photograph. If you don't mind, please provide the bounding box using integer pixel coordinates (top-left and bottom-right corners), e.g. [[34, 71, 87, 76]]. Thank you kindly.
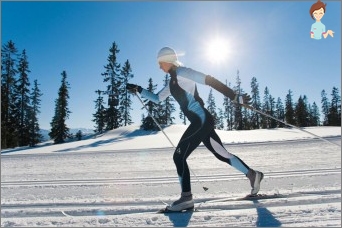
[[310, 0, 334, 40]]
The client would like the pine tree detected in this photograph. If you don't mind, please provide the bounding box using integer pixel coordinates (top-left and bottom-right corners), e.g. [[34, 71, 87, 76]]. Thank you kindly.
[[328, 87, 341, 126], [242, 106, 251, 130], [250, 77, 261, 129], [275, 97, 285, 128], [285, 90, 296, 125], [321, 89, 330, 126], [75, 130, 83, 141], [120, 59, 134, 126], [14, 49, 31, 146], [269, 94, 277, 128], [155, 74, 175, 125], [261, 87, 271, 128], [217, 108, 225, 130], [141, 78, 159, 130], [308, 102, 320, 126], [223, 80, 234, 130], [163, 74, 175, 125], [93, 90, 106, 134], [295, 95, 309, 127], [28, 79, 43, 146], [49, 71, 71, 144], [1, 40, 18, 149], [179, 110, 187, 125], [207, 88, 218, 128], [233, 70, 243, 130], [101, 42, 122, 130]]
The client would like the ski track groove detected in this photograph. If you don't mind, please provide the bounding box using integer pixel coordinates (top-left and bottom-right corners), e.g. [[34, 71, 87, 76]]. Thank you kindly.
[[1, 191, 341, 218], [1, 167, 340, 187], [1, 189, 340, 218]]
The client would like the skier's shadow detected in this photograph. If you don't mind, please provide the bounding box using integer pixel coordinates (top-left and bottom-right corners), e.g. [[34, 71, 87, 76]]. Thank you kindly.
[[162, 211, 193, 227], [253, 200, 281, 227]]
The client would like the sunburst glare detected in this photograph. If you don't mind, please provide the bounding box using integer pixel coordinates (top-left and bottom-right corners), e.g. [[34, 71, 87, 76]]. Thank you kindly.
[[205, 37, 230, 64]]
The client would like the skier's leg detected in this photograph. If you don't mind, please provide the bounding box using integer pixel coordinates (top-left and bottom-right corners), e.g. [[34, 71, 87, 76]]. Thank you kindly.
[[202, 129, 264, 195], [173, 122, 203, 193], [202, 129, 250, 174], [168, 121, 207, 211]]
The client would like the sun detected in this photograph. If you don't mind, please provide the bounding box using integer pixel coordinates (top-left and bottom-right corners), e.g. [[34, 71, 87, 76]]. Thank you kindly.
[[206, 37, 230, 64]]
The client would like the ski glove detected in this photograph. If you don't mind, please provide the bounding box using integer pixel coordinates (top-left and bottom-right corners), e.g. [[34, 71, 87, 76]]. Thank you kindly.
[[234, 93, 252, 105], [126, 83, 142, 93]]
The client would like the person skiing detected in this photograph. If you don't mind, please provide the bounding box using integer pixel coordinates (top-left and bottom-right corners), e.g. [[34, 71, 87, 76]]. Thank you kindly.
[[127, 47, 264, 212]]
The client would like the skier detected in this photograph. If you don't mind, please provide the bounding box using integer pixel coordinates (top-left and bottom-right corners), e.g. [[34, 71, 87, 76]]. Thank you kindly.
[[127, 47, 264, 212]]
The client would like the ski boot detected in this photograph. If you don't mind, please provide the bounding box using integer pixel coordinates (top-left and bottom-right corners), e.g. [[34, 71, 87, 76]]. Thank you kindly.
[[247, 169, 264, 195]]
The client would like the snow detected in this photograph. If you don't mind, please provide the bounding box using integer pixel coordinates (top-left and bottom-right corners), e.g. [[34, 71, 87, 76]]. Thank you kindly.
[[1, 125, 341, 227]]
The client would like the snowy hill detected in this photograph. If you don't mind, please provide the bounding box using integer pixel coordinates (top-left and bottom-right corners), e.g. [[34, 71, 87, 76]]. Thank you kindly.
[[1, 125, 341, 227], [3, 125, 341, 155]]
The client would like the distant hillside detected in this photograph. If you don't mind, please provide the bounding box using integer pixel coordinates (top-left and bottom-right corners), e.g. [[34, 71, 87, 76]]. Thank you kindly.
[[40, 128, 94, 141]]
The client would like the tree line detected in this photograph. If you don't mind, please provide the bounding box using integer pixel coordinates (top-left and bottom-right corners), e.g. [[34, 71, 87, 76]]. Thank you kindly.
[[94, 42, 340, 132], [1, 41, 43, 149], [2, 40, 341, 149]]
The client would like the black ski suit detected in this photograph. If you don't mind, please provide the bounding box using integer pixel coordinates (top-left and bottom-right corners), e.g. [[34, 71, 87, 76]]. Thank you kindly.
[[140, 66, 250, 192]]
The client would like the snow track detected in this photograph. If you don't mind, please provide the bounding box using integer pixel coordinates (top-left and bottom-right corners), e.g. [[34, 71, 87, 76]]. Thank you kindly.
[[1, 189, 340, 216], [1, 167, 340, 187], [1, 136, 341, 226]]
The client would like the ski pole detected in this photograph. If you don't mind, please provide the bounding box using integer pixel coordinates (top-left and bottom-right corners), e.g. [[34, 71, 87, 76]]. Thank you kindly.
[[134, 92, 209, 191], [240, 103, 340, 147]]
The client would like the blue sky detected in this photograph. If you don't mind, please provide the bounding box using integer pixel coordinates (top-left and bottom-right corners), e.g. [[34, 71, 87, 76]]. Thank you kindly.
[[1, 1, 341, 129]]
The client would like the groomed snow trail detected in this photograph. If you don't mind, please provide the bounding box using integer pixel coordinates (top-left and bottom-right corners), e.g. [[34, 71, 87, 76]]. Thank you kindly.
[[1, 137, 341, 227]]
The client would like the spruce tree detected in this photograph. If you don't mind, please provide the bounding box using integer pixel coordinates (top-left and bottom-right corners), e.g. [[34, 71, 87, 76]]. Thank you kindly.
[[223, 80, 234, 130], [295, 95, 309, 127], [233, 70, 243, 130], [93, 90, 106, 134], [49, 71, 71, 144], [321, 89, 330, 126], [285, 90, 296, 125], [275, 97, 285, 128], [328, 87, 341, 126], [269, 94, 276, 128], [308, 102, 320, 126], [217, 108, 225, 130], [242, 106, 251, 130], [14, 49, 31, 146], [28, 79, 43, 146], [161, 74, 175, 125], [1, 40, 18, 148], [250, 77, 261, 129], [261, 87, 271, 128], [207, 88, 218, 128], [120, 59, 134, 126], [141, 78, 158, 130], [101, 42, 122, 130], [179, 110, 187, 125]]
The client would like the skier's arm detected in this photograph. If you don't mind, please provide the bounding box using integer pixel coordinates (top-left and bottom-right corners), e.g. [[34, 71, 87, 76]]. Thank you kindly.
[[204, 75, 235, 100], [205, 75, 251, 105], [176, 67, 251, 104], [126, 83, 170, 104]]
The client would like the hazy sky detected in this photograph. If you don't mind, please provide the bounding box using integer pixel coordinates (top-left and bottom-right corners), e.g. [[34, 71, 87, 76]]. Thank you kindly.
[[1, 1, 340, 129]]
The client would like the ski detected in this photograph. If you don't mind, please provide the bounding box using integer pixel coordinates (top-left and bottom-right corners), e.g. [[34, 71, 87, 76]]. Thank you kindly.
[[157, 206, 196, 214], [196, 193, 285, 205], [238, 193, 285, 200], [157, 193, 285, 213]]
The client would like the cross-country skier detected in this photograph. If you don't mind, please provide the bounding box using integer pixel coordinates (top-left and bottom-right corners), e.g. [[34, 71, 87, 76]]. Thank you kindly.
[[126, 47, 264, 212]]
